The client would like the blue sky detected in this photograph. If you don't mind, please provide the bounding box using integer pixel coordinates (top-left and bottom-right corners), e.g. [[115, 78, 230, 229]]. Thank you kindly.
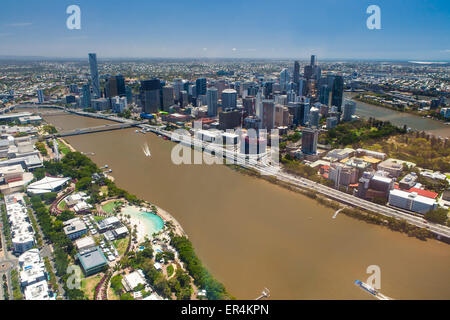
[[0, 0, 449, 60]]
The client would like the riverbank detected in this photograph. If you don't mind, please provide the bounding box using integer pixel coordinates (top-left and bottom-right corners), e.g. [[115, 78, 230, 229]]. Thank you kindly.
[[344, 93, 450, 138], [353, 94, 447, 123], [225, 164, 441, 242]]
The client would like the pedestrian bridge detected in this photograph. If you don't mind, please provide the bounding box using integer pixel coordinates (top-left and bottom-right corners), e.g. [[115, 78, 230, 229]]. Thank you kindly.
[[48, 122, 144, 137]]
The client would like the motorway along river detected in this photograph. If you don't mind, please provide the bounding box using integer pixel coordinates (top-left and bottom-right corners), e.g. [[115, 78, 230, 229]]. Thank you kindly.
[[40, 111, 450, 299], [344, 92, 450, 138]]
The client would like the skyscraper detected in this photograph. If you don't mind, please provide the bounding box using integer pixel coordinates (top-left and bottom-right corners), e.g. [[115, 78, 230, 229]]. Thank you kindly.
[[161, 86, 174, 111], [319, 85, 331, 105], [140, 79, 161, 114], [261, 100, 275, 130], [88, 53, 101, 98], [207, 87, 218, 117], [243, 96, 256, 116], [301, 128, 318, 155], [310, 55, 316, 66], [196, 78, 207, 96], [105, 76, 118, 98], [331, 75, 344, 113], [280, 68, 289, 91], [342, 101, 356, 122], [221, 89, 237, 110], [308, 107, 320, 128], [293, 61, 300, 86], [116, 74, 126, 96], [81, 84, 91, 109]]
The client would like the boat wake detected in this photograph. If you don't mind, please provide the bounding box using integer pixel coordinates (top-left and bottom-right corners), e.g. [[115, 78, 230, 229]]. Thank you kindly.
[[142, 143, 151, 157]]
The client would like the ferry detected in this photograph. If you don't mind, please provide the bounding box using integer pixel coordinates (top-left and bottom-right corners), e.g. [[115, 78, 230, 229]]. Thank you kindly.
[[354, 280, 392, 300]]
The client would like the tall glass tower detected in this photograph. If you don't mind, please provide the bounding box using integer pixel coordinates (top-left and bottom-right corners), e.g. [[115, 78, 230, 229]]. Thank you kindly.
[[89, 53, 101, 98]]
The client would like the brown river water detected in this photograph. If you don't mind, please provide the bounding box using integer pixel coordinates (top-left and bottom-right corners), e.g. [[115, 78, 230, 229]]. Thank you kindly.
[[39, 110, 449, 300]]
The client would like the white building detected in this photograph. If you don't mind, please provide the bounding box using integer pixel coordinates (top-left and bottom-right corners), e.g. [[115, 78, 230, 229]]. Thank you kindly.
[[122, 269, 148, 292], [388, 189, 437, 214], [27, 176, 70, 194], [24, 280, 53, 300], [5, 193, 36, 254]]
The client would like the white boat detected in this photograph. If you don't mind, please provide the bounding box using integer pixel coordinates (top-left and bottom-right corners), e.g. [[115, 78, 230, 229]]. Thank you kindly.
[[142, 143, 151, 157]]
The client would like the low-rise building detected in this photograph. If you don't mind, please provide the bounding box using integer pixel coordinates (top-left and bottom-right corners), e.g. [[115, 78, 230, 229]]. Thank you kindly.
[[399, 172, 418, 189], [63, 218, 88, 240], [75, 236, 96, 251], [388, 189, 437, 214], [24, 280, 53, 300], [76, 246, 108, 276], [97, 216, 122, 233], [122, 269, 148, 292]]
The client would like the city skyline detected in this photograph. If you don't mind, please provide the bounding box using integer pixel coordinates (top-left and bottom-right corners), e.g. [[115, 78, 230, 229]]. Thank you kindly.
[[0, 0, 449, 60]]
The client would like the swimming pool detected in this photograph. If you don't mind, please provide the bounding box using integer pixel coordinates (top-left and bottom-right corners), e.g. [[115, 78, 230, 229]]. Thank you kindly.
[[122, 206, 164, 236]]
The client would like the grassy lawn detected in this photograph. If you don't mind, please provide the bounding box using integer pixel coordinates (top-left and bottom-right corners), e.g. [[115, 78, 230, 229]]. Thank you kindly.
[[93, 215, 106, 223], [57, 201, 66, 210], [102, 201, 123, 214], [57, 140, 71, 155], [166, 264, 174, 278], [113, 237, 129, 256], [80, 274, 103, 300]]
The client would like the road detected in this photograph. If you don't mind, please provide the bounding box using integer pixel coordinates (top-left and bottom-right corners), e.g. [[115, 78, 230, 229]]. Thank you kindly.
[[144, 124, 450, 240]]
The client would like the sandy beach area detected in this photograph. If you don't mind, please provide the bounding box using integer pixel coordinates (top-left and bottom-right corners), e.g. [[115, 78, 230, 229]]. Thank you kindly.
[[127, 214, 147, 243]]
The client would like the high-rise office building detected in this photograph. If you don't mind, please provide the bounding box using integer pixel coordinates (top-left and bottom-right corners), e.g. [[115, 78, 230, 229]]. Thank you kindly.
[[301, 127, 318, 155], [342, 101, 356, 122], [140, 79, 161, 114], [162, 86, 174, 111], [280, 68, 289, 91], [219, 109, 241, 130], [261, 100, 275, 130], [81, 84, 91, 109], [116, 74, 126, 96], [293, 61, 300, 86], [263, 81, 274, 99], [243, 96, 256, 116], [207, 87, 218, 117], [326, 116, 338, 129], [331, 75, 344, 113], [88, 53, 101, 98], [196, 78, 207, 96], [221, 89, 237, 110], [319, 85, 331, 105], [125, 86, 133, 105], [37, 89, 44, 104], [105, 76, 118, 98], [309, 107, 320, 128], [311, 55, 316, 66], [173, 78, 184, 101]]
